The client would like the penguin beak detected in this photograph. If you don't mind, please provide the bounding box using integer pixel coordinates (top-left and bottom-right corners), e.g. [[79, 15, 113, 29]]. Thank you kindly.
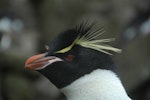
[[25, 53, 63, 70]]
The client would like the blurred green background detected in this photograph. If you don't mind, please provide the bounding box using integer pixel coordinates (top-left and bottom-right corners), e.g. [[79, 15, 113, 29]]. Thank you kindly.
[[0, 0, 150, 100]]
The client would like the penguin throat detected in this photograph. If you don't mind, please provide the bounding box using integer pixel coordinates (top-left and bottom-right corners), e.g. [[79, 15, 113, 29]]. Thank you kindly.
[[60, 69, 131, 100]]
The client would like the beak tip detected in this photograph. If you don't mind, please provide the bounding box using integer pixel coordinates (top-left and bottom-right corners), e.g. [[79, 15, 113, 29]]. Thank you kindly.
[[24, 53, 46, 70], [24, 64, 33, 70], [24, 64, 29, 69]]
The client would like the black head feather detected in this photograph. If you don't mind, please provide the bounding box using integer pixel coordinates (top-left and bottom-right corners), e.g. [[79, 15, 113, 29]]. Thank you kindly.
[[48, 22, 93, 54], [38, 23, 118, 88]]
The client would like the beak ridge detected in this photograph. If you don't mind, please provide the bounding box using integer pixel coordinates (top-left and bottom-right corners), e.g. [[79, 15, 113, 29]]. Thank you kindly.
[[25, 53, 47, 69], [25, 53, 63, 70]]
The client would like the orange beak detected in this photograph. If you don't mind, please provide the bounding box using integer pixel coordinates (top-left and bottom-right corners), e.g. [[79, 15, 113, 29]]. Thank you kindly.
[[25, 53, 63, 70], [25, 53, 49, 70]]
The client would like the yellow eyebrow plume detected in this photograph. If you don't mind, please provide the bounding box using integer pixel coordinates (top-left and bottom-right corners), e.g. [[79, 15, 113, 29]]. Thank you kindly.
[[55, 39, 77, 53], [55, 44, 74, 53], [55, 24, 121, 55], [75, 25, 121, 55]]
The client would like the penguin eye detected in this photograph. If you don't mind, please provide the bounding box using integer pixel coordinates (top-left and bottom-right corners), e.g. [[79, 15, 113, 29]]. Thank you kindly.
[[66, 54, 74, 61]]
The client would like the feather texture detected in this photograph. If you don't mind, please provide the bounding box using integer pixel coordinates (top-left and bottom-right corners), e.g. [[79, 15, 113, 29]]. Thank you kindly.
[[56, 22, 121, 55], [75, 23, 121, 55]]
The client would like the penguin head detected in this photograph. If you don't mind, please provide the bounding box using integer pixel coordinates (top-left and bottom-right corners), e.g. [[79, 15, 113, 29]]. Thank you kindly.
[[25, 23, 121, 89]]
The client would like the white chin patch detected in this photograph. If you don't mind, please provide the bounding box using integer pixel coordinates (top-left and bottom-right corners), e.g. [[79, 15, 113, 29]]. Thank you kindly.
[[36, 57, 63, 70]]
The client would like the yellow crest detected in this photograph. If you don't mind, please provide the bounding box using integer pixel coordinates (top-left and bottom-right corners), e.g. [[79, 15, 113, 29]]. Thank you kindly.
[[56, 23, 121, 55]]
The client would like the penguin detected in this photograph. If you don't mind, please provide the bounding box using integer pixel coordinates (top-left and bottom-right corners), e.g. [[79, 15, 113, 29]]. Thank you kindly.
[[25, 22, 132, 100]]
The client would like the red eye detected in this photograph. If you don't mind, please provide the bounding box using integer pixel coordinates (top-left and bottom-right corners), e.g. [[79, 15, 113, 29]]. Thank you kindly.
[[66, 54, 74, 61]]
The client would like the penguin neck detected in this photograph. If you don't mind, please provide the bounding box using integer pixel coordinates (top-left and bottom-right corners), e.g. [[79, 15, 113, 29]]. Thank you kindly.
[[60, 69, 131, 100]]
